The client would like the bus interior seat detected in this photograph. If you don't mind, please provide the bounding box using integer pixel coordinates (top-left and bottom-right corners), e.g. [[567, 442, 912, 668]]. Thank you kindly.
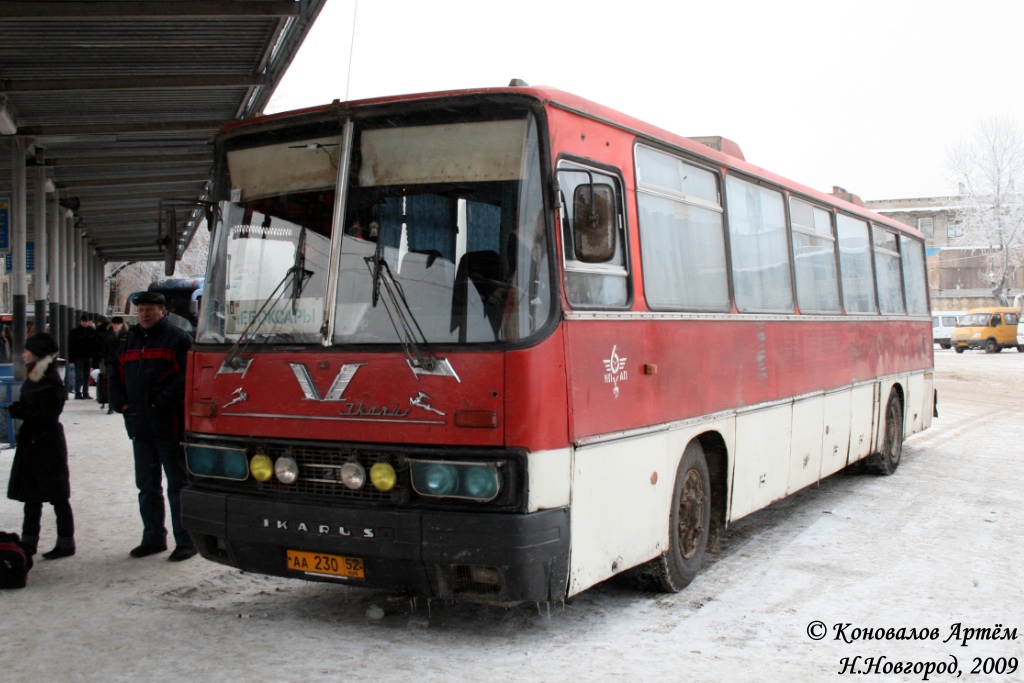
[[451, 250, 504, 341]]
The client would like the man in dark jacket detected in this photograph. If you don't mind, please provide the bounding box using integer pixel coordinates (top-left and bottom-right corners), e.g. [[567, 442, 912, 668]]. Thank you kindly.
[[109, 292, 196, 562], [105, 316, 128, 363], [67, 313, 96, 399]]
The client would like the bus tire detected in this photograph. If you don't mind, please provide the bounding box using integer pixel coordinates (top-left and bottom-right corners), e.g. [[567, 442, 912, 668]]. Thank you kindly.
[[954, 346, 965, 354], [637, 441, 710, 592], [866, 391, 903, 475], [985, 339, 1000, 353]]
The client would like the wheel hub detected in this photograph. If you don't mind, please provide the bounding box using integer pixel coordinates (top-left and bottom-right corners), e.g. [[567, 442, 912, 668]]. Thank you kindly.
[[677, 469, 706, 559]]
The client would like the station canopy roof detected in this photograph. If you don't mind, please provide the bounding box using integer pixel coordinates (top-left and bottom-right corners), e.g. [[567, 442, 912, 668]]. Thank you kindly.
[[0, 0, 326, 265]]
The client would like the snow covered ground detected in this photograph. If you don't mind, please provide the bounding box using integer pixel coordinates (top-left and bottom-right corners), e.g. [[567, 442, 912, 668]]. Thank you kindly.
[[2, 349, 1022, 683]]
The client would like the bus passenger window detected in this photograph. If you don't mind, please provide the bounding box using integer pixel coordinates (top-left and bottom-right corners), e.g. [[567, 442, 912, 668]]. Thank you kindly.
[[872, 226, 905, 315], [900, 235, 929, 316], [725, 175, 793, 313], [790, 197, 840, 314], [837, 214, 877, 314], [635, 146, 730, 312]]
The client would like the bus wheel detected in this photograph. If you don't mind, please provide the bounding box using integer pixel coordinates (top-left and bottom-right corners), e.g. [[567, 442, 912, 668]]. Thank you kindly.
[[867, 391, 903, 475], [637, 441, 710, 592], [939, 342, 951, 350], [954, 346, 965, 354], [985, 339, 1000, 353]]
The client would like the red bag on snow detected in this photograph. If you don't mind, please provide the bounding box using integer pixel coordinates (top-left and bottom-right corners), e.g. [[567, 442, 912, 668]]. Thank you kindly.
[[0, 531, 32, 589]]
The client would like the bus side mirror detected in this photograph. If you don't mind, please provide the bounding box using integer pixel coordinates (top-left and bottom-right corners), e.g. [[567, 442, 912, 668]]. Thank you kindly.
[[572, 183, 616, 263]]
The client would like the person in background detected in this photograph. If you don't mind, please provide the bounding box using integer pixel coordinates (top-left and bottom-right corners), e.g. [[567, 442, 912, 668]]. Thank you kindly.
[[0, 325, 12, 363], [102, 317, 128, 415], [94, 320, 113, 412], [5, 333, 75, 560], [109, 292, 196, 562], [67, 314, 96, 400]]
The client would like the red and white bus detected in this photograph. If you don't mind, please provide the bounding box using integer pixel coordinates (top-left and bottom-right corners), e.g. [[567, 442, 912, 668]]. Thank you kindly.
[[181, 84, 934, 604]]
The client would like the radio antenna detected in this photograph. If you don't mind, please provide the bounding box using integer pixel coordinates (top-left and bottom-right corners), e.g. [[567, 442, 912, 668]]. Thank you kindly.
[[344, 0, 359, 102]]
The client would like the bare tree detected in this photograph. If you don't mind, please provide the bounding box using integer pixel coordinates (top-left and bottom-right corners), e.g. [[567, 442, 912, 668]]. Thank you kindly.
[[948, 115, 1024, 305], [177, 224, 211, 276], [105, 224, 211, 315]]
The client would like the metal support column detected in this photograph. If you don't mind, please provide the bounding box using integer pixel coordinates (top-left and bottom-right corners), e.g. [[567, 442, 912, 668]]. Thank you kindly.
[[33, 164, 48, 332], [93, 250, 102, 316], [62, 211, 74, 393], [48, 190, 61, 357], [9, 137, 28, 379], [74, 221, 82, 317]]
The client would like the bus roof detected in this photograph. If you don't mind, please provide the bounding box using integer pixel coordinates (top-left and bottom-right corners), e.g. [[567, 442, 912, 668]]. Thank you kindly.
[[228, 84, 922, 240]]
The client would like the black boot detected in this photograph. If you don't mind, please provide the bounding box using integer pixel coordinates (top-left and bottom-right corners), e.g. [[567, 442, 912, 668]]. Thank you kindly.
[[42, 536, 75, 560]]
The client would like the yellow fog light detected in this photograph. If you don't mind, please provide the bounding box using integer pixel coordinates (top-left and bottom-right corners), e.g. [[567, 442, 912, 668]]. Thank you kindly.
[[250, 454, 274, 482], [370, 462, 397, 491]]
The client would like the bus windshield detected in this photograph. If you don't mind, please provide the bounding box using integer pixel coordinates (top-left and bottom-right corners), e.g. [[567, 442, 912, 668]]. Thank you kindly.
[[199, 110, 552, 346]]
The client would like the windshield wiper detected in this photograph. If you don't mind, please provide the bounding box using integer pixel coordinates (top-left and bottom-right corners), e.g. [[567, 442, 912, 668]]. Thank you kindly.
[[291, 227, 313, 313], [364, 251, 436, 372], [369, 231, 385, 307]]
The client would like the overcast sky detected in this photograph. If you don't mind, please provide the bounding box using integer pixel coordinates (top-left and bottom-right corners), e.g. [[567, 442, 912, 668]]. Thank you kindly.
[[267, 0, 1024, 201]]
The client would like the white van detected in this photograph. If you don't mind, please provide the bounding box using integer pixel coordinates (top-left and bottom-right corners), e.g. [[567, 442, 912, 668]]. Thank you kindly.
[[932, 311, 965, 349]]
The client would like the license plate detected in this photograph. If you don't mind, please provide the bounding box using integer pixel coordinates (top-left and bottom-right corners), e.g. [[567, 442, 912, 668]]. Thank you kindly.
[[286, 550, 365, 579]]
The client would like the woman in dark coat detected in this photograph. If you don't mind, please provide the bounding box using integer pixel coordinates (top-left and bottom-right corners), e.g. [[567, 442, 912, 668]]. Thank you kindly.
[[6, 333, 76, 559], [94, 320, 113, 410]]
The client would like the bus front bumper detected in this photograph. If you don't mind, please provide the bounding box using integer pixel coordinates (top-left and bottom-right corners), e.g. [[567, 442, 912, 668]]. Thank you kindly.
[[181, 488, 570, 605]]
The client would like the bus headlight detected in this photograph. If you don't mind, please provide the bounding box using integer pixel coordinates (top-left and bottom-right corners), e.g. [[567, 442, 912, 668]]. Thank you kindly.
[[340, 461, 366, 490], [275, 456, 299, 484], [415, 463, 458, 496], [250, 453, 274, 482], [410, 460, 501, 501], [185, 445, 249, 481], [462, 465, 499, 499]]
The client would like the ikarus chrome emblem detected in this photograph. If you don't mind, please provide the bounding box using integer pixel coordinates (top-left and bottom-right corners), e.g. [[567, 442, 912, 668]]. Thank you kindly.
[[288, 362, 366, 401], [223, 387, 248, 408], [277, 362, 446, 425], [410, 392, 445, 416]]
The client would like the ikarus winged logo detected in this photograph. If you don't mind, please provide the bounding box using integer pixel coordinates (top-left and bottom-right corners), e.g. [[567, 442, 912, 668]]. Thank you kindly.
[[603, 346, 626, 375], [602, 345, 629, 398]]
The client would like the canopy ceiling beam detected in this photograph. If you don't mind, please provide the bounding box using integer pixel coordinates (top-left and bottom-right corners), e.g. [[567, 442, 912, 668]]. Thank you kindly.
[[2, 75, 268, 93], [0, 1, 300, 20]]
